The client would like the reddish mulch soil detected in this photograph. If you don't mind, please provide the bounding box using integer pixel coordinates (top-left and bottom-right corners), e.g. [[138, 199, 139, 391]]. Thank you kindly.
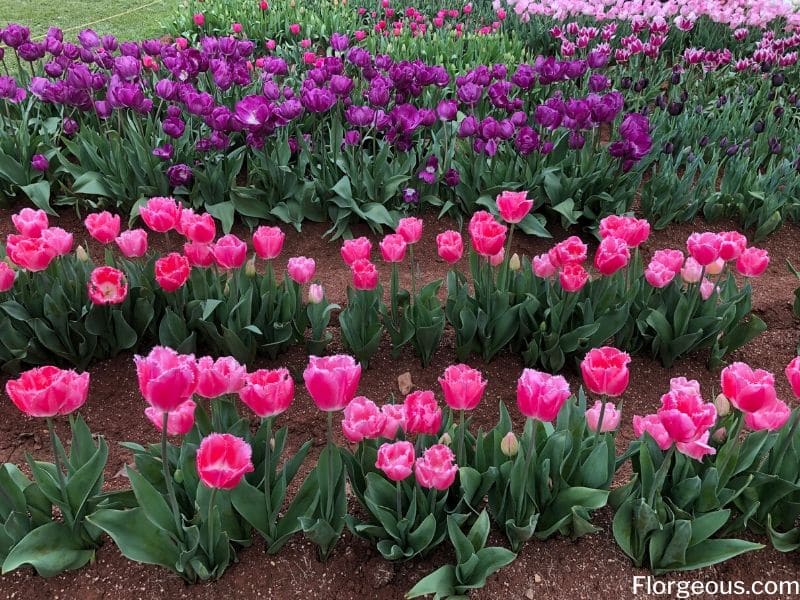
[[1, 207, 799, 600]]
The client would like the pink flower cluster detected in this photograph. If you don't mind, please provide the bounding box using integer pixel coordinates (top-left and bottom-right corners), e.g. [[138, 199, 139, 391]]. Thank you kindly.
[[6, 208, 73, 272], [376, 441, 458, 490], [720, 359, 799, 431]]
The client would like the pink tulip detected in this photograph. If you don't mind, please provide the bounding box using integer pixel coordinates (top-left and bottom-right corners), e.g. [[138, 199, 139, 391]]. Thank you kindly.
[[645, 261, 676, 288], [239, 368, 294, 418], [84, 211, 121, 245], [533, 253, 556, 278], [196, 433, 254, 490], [178, 209, 216, 244], [12, 208, 49, 237], [686, 232, 721, 266], [669, 377, 701, 395], [379, 234, 407, 263], [488, 248, 505, 267], [184, 242, 214, 268], [88, 266, 128, 305], [632, 414, 672, 450], [145, 400, 196, 435], [436, 230, 463, 264], [375, 440, 415, 481], [0, 262, 17, 292], [7, 236, 57, 272], [396, 217, 423, 244], [548, 236, 587, 267], [786, 356, 800, 398], [115, 229, 148, 258], [40, 227, 74, 256], [700, 278, 716, 300], [744, 399, 792, 431], [341, 396, 386, 442], [253, 226, 285, 260], [657, 383, 717, 444], [468, 211, 507, 257], [403, 390, 442, 435], [195, 356, 246, 398], [720, 362, 778, 413], [736, 247, 769, 277], [380, 404, 405, 438], [594, 236, 630, 276], [134, 346, 197, 412], [6, 366, 89, 417], [414, 444, 458, 490], [287, 256, 316, 284], [598, 215, 650, 247], [705, 258, 725, 276], [351, 258, 379, 290], [651, 249, 684, 273], [308, 283, 324, 304], [438, 364, 487, 411], [680, 257, 703, 283], [718, 231, 747, 261], [559, 263, 589, 292], [139, 197, 181, 232], [303, 354, 362, 412], [155, 252, 191, 292], [516, 369, 571, 422], [676, 431, 716, 460], [289, 23, 301, 35], [213, 234, 247, 270], [586, 400, 621, 432], [340, 236, 372, 265], [193, 13, 205, 27], [496, 190, 533, 224]]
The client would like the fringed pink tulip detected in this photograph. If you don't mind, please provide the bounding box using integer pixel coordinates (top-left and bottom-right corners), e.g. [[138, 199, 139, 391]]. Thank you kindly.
[[196, 433, 254, 490], [341, 396, 386, 442], [438, 364, 487, 411], [134, 346, 197, 413], [303, 354, 361, 412], [145, 400, 196, 435], [376, 440, 415, 481], [415, 444, 457, 490], [516, 369, 571, 422], [88, 266, 128, 305], [6, 366, 90, 418], [403, 390, 442, 435], [238, 368, 294, 418], [195, 356, 246, 398]]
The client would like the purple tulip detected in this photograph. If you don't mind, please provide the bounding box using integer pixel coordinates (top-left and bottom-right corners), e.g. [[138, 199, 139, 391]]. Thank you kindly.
[[330, 33, 349, 52], [167, 164, 193, 187], [301, 87, 336, 113], [329, 75, 354, 97], [588, 74, 610, 93], [162, 116, 186, 138], [444, 168, 461, 187], [515, 126, 540, 155], [152, 144, 174, 160], [535, 105, 562, 130], [2, 24, 30, 48], [392, 104, 421, 133], [235, 95, 272, 130], [62, 118, 79, 137], [511, 64, 536, 89], [402, 188, 420, 204], [343, 130, 362, 146], [31, 154, 50, 172], [77, 29, 100, 49], [0, 76, 26, 103], [457, 82, 482, 106], [114, 56, 141, 81], [458, 115, 478, 137], [345, 105, 375, 127], [436, 99, 458, 121]]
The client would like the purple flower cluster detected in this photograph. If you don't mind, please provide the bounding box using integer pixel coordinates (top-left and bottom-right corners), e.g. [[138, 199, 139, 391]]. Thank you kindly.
[[609, 113, 653, 171]]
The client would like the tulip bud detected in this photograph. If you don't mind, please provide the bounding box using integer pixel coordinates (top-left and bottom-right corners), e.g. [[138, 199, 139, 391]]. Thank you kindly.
[[714, 393, 731, 417], [76, 245, 89, 262], [712, 427, 727, 443], [438, 432, 452, 446], [174, 469, 184, 484], [245, 257, 257, 277], [509, 253, 521, 272], [270, 437, 276, 450], [500, 431, 519, 457], [308, 283, 324, 304], [224, 282, 230, 295]]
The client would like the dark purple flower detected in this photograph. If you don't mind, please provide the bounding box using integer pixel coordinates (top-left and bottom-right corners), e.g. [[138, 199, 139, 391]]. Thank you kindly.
[[444, 168, 461, 187], [510, 111, 528, 127], [301, 87, 336, 113], [342, 130, 362, 146], [0, 76, 26, 103], [162, 116, 186, 138], [275, 98, 304, 122], [2, 24, 30, 48], [392, 104, 421, 133], [77, 29, 100, 49], [511, 64, 536, 89], [568, 131, 586, 149], [565, 60, 588, 79], [457, 82, 483, 106], [345, 105, 375, 127], [458, 115, 478, 137], [17, 42, 46, 62], [185, 92, 215, 116], [95, 100, 113, 119], [535, 105, 562, 130], [152, 144, 174, 160], [235, 95, 272, 130], [62, 118, 79, 137], [167, 164, 193, 187], [588, 74, 610, 93], [330, 33, 349, 52], [114, 56, 141, 81], [31, 154, 49, 172], [119, 41, 140, 57], [366, 80, 391, 107], [436, 99, 458, 121], [587, 49, 610, 69], [515, 126, 540, 155], [418, 156, 438, 184], [402, 188, 419, 204], [329, 75, 354, 97]]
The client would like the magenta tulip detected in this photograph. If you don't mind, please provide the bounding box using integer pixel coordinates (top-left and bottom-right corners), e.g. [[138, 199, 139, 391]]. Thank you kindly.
[[438, 364, 487, 411], [580, 346, 631, 397], [196, 433, 254, 490], [303, 354, 361, 412], [6, 366, 89, 418], [414, 444, 458, 490], [375, 440, 415, 481], [516, 369, 571, 422], [134, 346, 197, 412], [145, 400, 196, 435]]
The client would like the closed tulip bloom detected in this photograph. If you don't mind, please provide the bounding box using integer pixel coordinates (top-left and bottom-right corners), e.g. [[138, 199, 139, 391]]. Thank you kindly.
[[496, 190, 533, 224], [287, 256, 316, 284], [516, 369, 571, 422], [718, 231, 747, 261], [196, 433, 254, 490], [0, 262, 17, 292], [6, 366, 90, 417], [213, 234, 247, 270], [195, 355, 247, 398], [594, 236, 630, 276], [736, 247, 769, 277], [155, 252, 191, 292], [438, 364, 487, 411], [351, 258, 379, 290], [468, 211, 507, 257], [403, 390, 442, 435], [744, 399, 791, 431], [645, 260, 676, 288], [253, 225, 285, 260], [308, 283, 324, 304], [379, 234, 407, 263], [581, 346, 631, 397], [341, 396, 386, 442], [184, 242, 214, 268], [436, 230, 463, 264], [375, 440, 415, 481], [380, 403, 405, 438], [88, 266, 128, 305], [720, 362, 778, 413], [598, 215, 650, 247], [686, 232, 722, 266], [340, 236, 372, 265], [239, 367, 294, 417], [632, 414, 672, 450], [145, 400, 196, 435], [115, 229, 148, 257], [704, 258, 725, 276], [396, 217, 423, 244], [500, 431, 519, 457], [12, 208, 49, 237], [548, 236, 588, 267], [586, 400, 621, 432], [7, 236, 57, 272], [303, 354, 362, 412], [489, 249, 505, 267], [532, 253, 556, 278], [134, 346, 197, 412], [414, 444, 457, 490], [680, 257, 703, 283], [40, 227, 74, 256], [84, 211, 121, 244], [559, 263, 589, 292], [676, 430, 716, 460], [178, 209, 216, 244], [786, 356, 800, 398], [139, 196, 181, 232]]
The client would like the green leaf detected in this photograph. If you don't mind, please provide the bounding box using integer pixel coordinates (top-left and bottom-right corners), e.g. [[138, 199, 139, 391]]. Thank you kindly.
[[127, 467, 179, 538], [20, 182, 53, 214], [205, 202, 235, 234], [87, 508, 181, 569], [2, 521, 94, 577], [674, 538, 763, 572]]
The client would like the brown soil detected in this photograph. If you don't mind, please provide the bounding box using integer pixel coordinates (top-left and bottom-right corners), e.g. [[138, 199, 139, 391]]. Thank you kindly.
[[1, 207, 799, 599]]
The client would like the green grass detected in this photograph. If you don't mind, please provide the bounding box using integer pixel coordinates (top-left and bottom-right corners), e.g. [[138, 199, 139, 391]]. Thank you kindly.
[[0, 0, 181, 41]]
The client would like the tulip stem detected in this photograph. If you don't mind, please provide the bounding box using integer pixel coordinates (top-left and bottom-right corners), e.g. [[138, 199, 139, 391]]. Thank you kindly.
[[409, 244, 417, 301], [263, 417, 274, 538], [517, 419, 537, 523], [396, 481, 403, 517], [502, 223, 515, 290], [161, 412, 183, 536], [591, 397, 608, 453], [46, 418, 73, 526], [326, 411, 334, 519], [207, 487, 218, 567], [458, 409, 466, 465]]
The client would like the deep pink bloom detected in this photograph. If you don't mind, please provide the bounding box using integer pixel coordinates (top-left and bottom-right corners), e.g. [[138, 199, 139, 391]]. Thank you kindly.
[[145, 400, 196, 435], [7, 236, 57, 272], [468, 211, 506, 257], [340, 236, 372, 265], [548, 236, 587, 267], [645, 260, 676, 288], [88, 266, 128, 305], [489, 249, 505, 267], [686, 232, 722, 266], [718, 231, 747, 261], [720, 362, 778, 413], [40, 227, 74, 256], [586, 400, 621, 432], [195, 356, 246, 398], [403, 390, 442, 435], [193, 13, 205, 26], [287, 256, 316, 284], [84, 211, 121, 244], [139, 197, 181, 233], [212, 234, 247, 270], [657, 383, 716, 444], [184, 242, 214, 267], [736, 247, 769, 277], [632, 414, 672, 450], [239, 367, 294, 418], [178, 209, 216, 244], [155, 252, 191, 292], [375, 440, 415, 481], [380, 404, 405, 438], [196, 433, 254, 490], [396, 217, 423, 244], [438, 364, 487, 411], [12, 208, 48, 237], [598, 215, 650, 247], [559, 263, 589, 292], [134, 346, 197, 412], [341, 396, 386, 442], [496, 190, 533, 224], [580, 346, 631, 397], [6, 366, 89, 418], [0, 262, 16, 292], [516, 369, 571, 422], [744, 400, 791, 431], [786, 356, 800, 399], [532, 254, 556, 278], [290, 23, 301, 35], [303, 354, 362, 412], [651, 249, 684, 273], [594, 236, 630, 276], [115, 229, 148, 257], [676, 430, 716, 460], [414, 444, 458, 490], [253, 225, 285, 260], [351, 258, 379, 290], [436, 230, 463, 264], [379, 234, 407, 263]]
